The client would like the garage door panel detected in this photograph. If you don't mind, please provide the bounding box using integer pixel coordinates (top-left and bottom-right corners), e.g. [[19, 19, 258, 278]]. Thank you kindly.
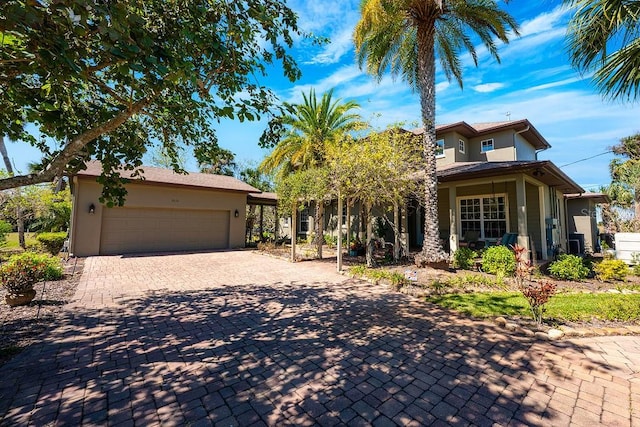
[[100, 208, 230, 255]]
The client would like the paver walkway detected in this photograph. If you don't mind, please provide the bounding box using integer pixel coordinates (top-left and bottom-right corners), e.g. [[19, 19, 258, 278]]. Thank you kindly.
[[1, 251, 640, 426]]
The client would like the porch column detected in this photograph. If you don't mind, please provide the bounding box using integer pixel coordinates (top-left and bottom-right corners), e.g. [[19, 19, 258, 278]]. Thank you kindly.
[[516, 176, 530, 250], [538, 186, 548, 260], [259, 205, 264, 242], [449, 186, 458, 253], [291, 208, 297, 262]]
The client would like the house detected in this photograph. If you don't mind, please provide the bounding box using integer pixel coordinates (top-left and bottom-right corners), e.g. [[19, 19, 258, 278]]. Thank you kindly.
[[69, 161, 259, 256], [284, 119, 603, 261]]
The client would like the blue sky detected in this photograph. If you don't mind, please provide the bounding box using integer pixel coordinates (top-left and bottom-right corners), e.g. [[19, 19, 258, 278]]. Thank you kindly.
[[6, 0, 638, 192]]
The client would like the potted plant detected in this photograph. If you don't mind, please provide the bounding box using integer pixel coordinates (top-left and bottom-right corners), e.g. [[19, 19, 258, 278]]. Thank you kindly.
[[0, 254, 46, 307], [349, 238, 364, 256]]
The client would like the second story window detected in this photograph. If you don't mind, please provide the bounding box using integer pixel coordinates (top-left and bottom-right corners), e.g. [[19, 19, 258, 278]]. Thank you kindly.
[[436, 139, 445, 158], [481, 138, 494, 153], [459, 139, 465, 154]]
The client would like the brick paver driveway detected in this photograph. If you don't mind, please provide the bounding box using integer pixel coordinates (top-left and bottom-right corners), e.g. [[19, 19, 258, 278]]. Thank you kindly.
[[1, 251, 640, 426]]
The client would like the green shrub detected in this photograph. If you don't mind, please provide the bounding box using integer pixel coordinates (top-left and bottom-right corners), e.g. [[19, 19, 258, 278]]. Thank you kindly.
[[324, 234, 337, 247], [0, 252, 63, 294], [36, 232, 67, 255], [453, 247, 477, 270], [481, 245, 516, 276], [593, 259, 629, 282], [632, 253, 640, 276], [548, 254, 590, 281]]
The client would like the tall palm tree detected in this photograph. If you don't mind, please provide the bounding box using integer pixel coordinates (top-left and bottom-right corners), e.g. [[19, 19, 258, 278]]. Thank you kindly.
[[354, 0, 518, 264], [260, 88, 362, 257], [565, 0, 640, 101]]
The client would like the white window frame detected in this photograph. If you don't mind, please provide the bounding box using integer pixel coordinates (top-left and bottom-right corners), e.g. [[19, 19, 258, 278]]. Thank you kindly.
[[481, 138, 494, 153], [458, 139, 465, 154], [436, 139, 445, 158], [457, 193, 509, 240]]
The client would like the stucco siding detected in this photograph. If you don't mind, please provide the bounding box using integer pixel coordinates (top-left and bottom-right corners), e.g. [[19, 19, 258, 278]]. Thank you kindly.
[[71, 178, 247, 256]]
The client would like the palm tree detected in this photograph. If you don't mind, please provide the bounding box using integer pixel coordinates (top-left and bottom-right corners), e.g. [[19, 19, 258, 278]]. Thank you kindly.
[[354, 0, 518, 264], [260, 88, 362, 257], [565, 0, 640, 101]]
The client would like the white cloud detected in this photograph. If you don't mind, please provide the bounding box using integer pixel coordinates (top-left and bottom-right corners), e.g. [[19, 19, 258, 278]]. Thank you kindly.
[[518, 5, 570, 37], [308, 26, 355, 65], [473, 83, 505, 93], [523, 75, 591, 92], [435, 81, 451, 92]]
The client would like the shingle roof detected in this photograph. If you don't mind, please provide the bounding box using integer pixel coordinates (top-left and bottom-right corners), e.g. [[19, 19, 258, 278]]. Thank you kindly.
[[436, 160, 584, 194], [76, 161, 260, 193]]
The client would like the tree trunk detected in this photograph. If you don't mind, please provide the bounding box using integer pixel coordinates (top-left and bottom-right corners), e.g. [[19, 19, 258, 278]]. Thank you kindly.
[[415, 20, 446, 265], [365, 202, 375, 267], [393, 201, 400, 262], [17, 206, 25, 249], [0, 96, 152, 190], [0, 136, 13, 174]]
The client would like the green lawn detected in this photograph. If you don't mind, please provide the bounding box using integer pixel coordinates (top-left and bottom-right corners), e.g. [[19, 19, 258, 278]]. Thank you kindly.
[[1, 232, 38, 250], [427, 291, 640, 323]]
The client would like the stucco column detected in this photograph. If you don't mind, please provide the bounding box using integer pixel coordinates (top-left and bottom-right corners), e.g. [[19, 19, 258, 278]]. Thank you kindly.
[[400, 203, 409, 256], [538, 186, 548, 260], [291, 208, 297, 262], [516, 176, 530, 250], [449, 186, 458, 253]]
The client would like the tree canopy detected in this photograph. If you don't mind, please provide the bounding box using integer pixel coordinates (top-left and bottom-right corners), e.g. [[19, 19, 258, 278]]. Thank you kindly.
[[354, 0, 518, 264], [0, 0, 303, 204]]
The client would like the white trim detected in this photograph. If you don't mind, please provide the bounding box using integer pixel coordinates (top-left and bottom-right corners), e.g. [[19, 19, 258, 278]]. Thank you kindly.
[[458, 139, 465, 154], [457, 192, 510, 240], [436, 139, 445, 158], [481, 138, 494, 153]]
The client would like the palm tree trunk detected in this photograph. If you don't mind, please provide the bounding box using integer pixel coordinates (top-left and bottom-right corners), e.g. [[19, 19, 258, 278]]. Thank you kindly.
[[416, 21, 446, 265]]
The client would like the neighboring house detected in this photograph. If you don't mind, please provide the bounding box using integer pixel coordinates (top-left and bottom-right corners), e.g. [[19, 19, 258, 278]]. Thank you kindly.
[[289, 119, 604, 261], [69, 161, 259, 256]]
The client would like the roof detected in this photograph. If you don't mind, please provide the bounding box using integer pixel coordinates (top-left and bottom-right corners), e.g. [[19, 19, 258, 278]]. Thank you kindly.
[[410, 119, 551, 150], [436, 160, 585, 194], [76, 161, 260, 193], [565, 192, 610, 203], [248, 192, 278, 206]]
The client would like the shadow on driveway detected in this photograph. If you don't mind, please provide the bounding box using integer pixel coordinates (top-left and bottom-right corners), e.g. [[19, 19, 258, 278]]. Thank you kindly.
[[0, 277, 634, 426]]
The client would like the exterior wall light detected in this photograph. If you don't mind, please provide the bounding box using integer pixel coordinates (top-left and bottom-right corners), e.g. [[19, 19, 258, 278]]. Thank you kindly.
[[234, 209, 240, 218], [89, 203, 96, 214]]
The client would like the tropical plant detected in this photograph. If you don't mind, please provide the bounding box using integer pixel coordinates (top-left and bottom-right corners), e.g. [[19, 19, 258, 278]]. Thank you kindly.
[[354, 0, 518, 265], [565, 0, 640, 101], [263, 88, 362, 259]]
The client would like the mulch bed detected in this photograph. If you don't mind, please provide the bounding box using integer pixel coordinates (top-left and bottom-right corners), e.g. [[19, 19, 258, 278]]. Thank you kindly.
[[0, 257, 84, 367]]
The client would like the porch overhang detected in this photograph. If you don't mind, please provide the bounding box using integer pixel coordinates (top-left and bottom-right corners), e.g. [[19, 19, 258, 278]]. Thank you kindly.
[[248, 192, 278, 206], [436, 160, 584, 194]]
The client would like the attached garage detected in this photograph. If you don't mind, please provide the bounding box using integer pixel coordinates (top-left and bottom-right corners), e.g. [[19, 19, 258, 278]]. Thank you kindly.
[[99, 207, 230, 255], [70, 161, 258, 257]]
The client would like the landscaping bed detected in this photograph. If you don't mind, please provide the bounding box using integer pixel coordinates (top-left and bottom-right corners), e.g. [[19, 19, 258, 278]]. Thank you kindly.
[[0, 257, 83, 367]]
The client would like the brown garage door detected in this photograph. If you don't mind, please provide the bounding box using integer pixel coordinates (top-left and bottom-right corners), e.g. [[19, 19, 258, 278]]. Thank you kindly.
[[100, 207, 230, 255]]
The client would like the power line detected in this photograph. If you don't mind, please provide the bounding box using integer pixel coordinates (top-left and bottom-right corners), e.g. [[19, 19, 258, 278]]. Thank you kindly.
[[558, 150, 612, 168]]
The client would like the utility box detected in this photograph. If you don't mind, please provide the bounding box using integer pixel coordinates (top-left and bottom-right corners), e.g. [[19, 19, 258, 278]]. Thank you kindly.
[[614, 233, 640, 264]]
